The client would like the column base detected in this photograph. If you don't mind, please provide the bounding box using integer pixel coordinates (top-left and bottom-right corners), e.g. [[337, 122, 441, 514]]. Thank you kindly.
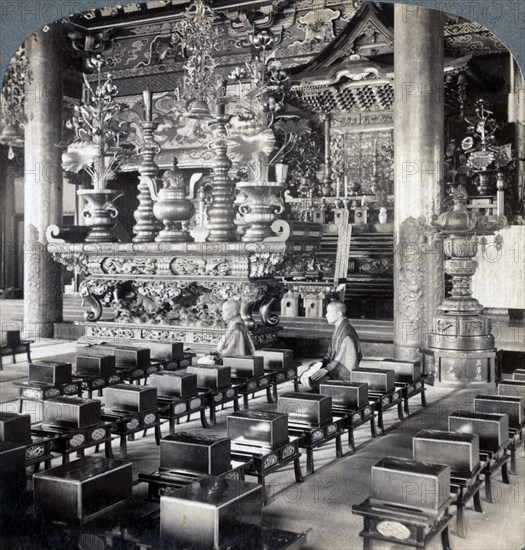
[[421, 347, 497, 387]]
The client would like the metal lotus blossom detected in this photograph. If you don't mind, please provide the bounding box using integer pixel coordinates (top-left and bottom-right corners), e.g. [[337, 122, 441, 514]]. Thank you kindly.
[[227, 119, 276, 172], [171, 0, 221, 107], [62, 55, 133, 190]]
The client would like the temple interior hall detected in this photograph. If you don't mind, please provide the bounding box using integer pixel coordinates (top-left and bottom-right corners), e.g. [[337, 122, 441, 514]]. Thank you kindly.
[[0, 0, 524, 549]]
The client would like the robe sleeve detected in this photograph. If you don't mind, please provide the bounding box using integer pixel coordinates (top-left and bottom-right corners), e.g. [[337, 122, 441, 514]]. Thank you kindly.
[[324, 334, 358, 373]]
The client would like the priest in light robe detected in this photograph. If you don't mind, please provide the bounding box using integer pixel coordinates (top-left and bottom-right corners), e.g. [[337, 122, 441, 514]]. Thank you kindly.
[[198, 300, 255, 364]]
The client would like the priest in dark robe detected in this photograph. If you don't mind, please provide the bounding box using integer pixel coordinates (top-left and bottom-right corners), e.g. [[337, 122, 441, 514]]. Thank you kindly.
[[301, 300, 362, 390]]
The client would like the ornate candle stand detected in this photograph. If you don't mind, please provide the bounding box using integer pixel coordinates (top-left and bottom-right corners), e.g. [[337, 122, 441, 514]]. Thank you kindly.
[[132, 119, 161, 242], [423, 186, 507, 386], [207, 111, 238, 242], [237, 181, 284, 242], [461, 99, 513, 196]]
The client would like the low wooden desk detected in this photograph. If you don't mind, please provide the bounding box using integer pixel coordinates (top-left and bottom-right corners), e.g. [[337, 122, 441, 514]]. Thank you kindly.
[[231, 437, 303, 505], [334, 403, 377, 451], [16, 380, 83, 414], [102, 409, 162, 459], [74, 371, 123, 399], [30, 422, 114, 464], [157, 393, 209, 433], [31, 498, 307, 550], [288, 417, 345, 475], [0, 337, 33, 370], [397, 380, 427, 415], [233, 374, 275, 409], [138, 460, 250, 501], [508, 422, 524, 475], [368, 388, 405, 432], [25, 435, 55, 471], [152, 352, 194, 371], [480, 441, 512, 503], [270, 364, 300, 401], [205, 385, 241, 425], [449, 464, 484, 538], [352, 498, 453, 550]]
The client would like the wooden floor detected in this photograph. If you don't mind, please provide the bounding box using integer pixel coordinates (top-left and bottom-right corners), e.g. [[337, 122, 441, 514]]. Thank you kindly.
[[0, 339, 523, 549]]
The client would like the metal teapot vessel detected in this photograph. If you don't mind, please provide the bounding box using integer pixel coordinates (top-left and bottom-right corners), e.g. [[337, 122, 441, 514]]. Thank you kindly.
[[147, 159, 195, 242]]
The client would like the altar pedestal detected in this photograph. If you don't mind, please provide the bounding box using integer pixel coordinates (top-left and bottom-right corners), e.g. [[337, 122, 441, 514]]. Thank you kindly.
[[50, 240, 321, 349]]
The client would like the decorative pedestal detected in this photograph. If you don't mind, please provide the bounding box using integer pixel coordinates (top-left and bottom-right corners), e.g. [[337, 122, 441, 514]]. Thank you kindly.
[[425, 186, 506, 387]]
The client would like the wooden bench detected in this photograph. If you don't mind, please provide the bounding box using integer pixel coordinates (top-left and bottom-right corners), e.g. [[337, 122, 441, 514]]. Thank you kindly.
[[0, 330, 33, 370]]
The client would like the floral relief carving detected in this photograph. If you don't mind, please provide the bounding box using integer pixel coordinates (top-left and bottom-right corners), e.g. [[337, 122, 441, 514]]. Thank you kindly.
[[79, 278, 281, 328], [248, 253, 285, 277], [101, 257, 157, 275], [170, 258, 231, 276], [358, 258, 393, 274], [52, 252, 89, 274], [88, 326, 137, 340]]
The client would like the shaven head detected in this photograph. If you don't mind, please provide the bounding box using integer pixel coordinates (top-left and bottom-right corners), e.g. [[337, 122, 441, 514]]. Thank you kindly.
[[329, 301, 346, 315], [222, 300, 240, 322], [325, 300, 347, 324]]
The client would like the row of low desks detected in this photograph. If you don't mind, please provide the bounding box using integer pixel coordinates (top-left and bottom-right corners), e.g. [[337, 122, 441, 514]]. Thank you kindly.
[[13, 363, 300, 468], [19, 497, 308, 550]]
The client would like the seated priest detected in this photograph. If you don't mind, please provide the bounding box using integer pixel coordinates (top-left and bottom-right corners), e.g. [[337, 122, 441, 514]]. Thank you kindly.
[[198, 300, 256, 364], [300, 300, 362, 390]]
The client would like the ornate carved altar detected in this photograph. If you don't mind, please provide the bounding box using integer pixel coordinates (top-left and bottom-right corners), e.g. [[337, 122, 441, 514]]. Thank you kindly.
[[51, 235, 320, 351]]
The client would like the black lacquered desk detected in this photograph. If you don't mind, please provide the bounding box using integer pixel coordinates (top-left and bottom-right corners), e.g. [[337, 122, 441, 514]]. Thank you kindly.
[[30, 422, 114, 464], [138, 460, 251, 501], [233, 374, 275, 409], [397, 379, 427, 415], [204, 385, 241, 425], [334, 402, 377, 451], [288, 417, 345, 475], [368, 387, 405, 432], [479, 440, 512, 503], [352, 498, 453, 550], [157, 392, 209, 433], [101, 408, 163, 458], [449, 464, 484, 539], [231, 437, 303, 505]]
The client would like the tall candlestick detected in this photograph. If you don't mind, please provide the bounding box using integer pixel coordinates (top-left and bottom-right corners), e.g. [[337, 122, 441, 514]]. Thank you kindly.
[[373, 139, 378, 175], [143, 87, 153, 122], [336, 178, 341, 197], [344, 175, 348, 197]]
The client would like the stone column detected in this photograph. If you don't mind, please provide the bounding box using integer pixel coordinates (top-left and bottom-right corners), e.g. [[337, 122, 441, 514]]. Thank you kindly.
[[23, 24, 63, 338], [393, 5, 445, 360]]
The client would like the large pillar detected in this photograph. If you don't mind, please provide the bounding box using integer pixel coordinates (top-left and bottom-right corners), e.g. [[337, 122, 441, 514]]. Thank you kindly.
[[393, 5, 445, 360], [23, 24, 63, 338], [0, 149, 17, 290]]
